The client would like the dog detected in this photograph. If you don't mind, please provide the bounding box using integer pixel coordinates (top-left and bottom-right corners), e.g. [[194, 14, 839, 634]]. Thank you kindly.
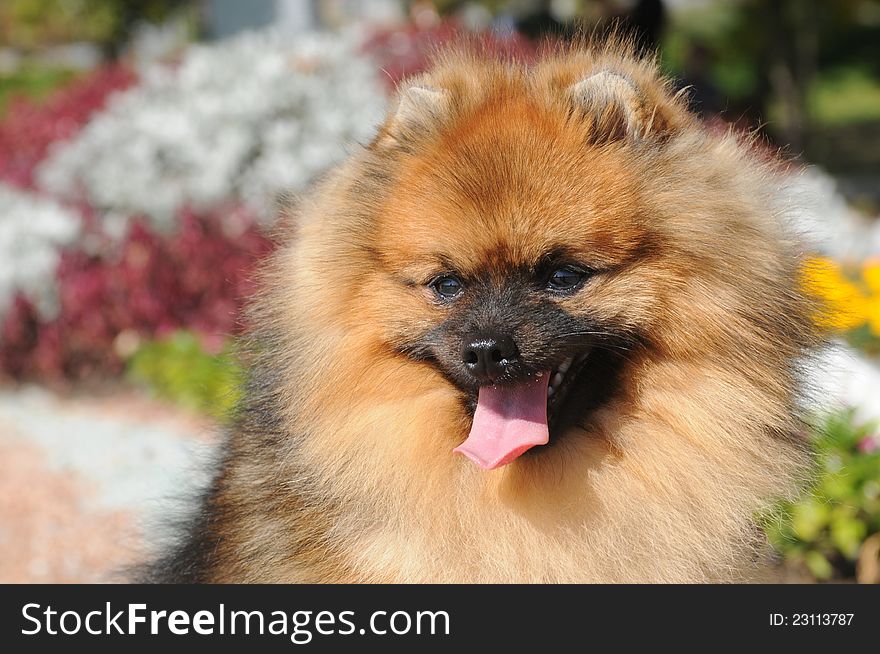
[[144, 40, 821, 583]]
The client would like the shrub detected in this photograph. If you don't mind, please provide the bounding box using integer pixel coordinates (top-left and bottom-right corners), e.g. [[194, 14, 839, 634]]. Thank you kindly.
[[765, 409, 880, 581], [127, 330, 243, 422], [0, 211, 271, 380], [0, 66, 76, 116]]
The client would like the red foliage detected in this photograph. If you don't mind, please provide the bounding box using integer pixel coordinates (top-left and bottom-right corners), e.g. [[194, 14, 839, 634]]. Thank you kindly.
[[0, 64, 135, 189], [363, 21, 538, 88], [0, 63, 277, 382], [0, 211, 273, 380]]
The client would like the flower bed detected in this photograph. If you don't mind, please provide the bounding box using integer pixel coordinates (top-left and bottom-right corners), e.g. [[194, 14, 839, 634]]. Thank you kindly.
[[36, 30, 385, 232], [0, 28, 386, 380]]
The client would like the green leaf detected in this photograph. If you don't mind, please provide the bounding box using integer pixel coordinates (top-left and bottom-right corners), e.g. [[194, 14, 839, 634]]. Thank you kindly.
[[829, 513, 867, 559], [126, 330, 243, 422], [791, 501, 830, 541], [804, 551, 834, 580]]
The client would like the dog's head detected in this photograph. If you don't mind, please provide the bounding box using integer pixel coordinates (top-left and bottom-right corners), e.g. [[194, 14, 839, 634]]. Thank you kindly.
[[345, 51, 695, 468], [290, 47, 814, 471]]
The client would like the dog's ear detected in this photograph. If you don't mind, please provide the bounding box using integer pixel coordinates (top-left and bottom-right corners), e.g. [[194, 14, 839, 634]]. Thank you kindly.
[[394, 85, 449, 129], [376, 84, 450, 147], [567, 71, 658, 143]]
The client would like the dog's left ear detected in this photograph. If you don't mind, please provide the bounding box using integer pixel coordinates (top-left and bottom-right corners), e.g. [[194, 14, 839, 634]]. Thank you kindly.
[[375, 84, 450, 148], [567, 71, 665, 143]]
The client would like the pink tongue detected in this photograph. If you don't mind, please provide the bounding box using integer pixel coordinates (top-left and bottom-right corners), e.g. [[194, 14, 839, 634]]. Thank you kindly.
[[453, 372, 550, 470]]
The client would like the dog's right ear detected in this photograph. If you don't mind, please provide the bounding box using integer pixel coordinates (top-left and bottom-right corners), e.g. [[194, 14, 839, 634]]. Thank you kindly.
[[375, 84, 450, 147], [565, 69, 686, 143], [566, 71, 654, 143]]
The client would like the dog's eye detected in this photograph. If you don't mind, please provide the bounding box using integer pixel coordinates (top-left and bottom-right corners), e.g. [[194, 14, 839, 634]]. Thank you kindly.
[[547, 266, 587, 292], [430, 275, 463, 300]]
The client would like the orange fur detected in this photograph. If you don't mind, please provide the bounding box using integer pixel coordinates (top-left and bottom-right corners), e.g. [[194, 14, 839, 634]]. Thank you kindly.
[[151, 41, 821, 583]]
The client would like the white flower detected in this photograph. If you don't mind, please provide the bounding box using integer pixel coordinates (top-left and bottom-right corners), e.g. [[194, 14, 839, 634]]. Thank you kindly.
[[0, 184, 80, 319], [37, 28, 387, 233], [784, 167, 880, 261], [808, 343, 880, 427]]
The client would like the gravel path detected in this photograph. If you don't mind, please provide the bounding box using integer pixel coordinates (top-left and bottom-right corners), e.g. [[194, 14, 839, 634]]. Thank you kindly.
[[0, 385, 220, 583]]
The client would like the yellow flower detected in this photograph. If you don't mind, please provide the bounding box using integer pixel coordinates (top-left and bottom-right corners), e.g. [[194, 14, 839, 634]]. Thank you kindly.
[[863, 260, 880, 336], [801, 256, 868, 332]]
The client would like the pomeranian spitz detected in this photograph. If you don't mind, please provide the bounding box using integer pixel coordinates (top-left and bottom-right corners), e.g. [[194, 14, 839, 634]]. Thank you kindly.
[[146, 41, 822, 583]]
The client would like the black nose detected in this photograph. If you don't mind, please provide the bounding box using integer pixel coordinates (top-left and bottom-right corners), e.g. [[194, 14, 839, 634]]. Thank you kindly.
[[461, 331, 519, 383]]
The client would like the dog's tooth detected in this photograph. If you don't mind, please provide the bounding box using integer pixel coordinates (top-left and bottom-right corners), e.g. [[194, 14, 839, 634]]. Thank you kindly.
[[558, 357, 572, 373], [547, 385, 555, 397], [552, 372, 563, 387]]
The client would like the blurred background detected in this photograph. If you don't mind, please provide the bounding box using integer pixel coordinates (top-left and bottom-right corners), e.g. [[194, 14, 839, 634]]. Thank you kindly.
[[0, 0, 878, 584]]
